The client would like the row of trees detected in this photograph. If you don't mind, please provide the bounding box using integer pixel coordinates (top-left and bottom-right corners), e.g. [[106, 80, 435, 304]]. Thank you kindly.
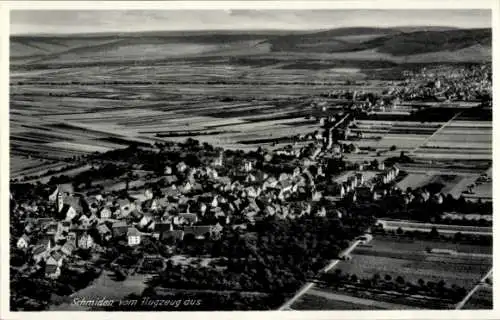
[[318, 269, 468, 303]]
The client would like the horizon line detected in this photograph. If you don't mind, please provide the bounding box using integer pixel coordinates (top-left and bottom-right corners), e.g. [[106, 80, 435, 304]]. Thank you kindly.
[[10, 25, 492, 37]]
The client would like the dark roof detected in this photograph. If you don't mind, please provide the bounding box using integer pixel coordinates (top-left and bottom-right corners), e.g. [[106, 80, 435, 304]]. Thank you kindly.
[[45, 264, 58, 274], [59, 204, 72, 216], [154, 223, 172, 233], [32, 245, 47, 255], [51, 250, 64, 261], [183, 225, 211, 237], [112, 221, 127, 228], [127, 227, 140, 237], [36, 238, 51, 247], [160, 230, 184, 240]]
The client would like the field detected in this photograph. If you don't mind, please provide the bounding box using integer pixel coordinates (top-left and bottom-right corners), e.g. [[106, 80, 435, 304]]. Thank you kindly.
[[414, 120, 492, 161], [10, 59, 391, 168], [462, 286, 493, 310], [350, 120, 442, 152], [9, 28, 491, 178], [292, 290, 403, 310], [288, 235, 492, 310], [289, 234, 492, 310], [333, 236, 491, 288]]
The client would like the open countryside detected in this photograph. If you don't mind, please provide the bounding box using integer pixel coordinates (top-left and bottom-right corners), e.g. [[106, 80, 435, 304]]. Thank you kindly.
[[9, 10, 492, 312]]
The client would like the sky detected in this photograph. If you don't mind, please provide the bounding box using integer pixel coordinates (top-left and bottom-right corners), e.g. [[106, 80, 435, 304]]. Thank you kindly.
[[10, 9, 491, 35]]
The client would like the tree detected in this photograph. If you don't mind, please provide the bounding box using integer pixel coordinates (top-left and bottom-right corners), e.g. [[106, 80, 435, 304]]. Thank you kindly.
[[429, 227, 439, 238], [390, 145, 397, 151], [396, 276, 405, 285], [453, 232, 463, 243], [384, 274, 392, 282], [418, 278, 425, 287], [350, 274, 358, 283]]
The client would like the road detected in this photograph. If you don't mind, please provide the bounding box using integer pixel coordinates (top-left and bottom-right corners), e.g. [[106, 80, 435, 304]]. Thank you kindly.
[[455, 267, 493, 310], [377, 219, 492, 236], [278, 239, 362, 311]]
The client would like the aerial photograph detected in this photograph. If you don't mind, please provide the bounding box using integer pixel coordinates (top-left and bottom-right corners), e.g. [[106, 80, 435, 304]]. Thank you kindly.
[[8, 8, 492, 311]]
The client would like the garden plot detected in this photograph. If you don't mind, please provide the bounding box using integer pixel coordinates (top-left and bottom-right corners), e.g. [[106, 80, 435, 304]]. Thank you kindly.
[[334, 236, 491, 286]]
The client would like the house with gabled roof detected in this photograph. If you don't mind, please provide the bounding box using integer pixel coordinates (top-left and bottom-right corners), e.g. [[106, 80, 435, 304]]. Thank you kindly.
[[78, 233, 94, 250], [127, 227, 141, 246], [97, 223, 112, 241], [32, 244, 50, 263], [17, 234, 30, 249], [61, 241, 76, 256], [45, 263, 61, 279], [112, 220, 128, 237], [152, 222, 173, 240], [179, 213, 198, 225], [99, 206, 112, 220], [47, 251, 64, 267]]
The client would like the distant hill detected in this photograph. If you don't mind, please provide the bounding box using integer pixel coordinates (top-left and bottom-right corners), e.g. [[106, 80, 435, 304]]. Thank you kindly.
[[10, 27, 491, 67]]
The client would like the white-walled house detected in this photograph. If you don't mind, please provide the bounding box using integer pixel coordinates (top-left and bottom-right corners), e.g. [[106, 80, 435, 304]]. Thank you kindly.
[[78, 233, 94, 250], [17, 234, 30, 249], [127, 227, 141, 246]]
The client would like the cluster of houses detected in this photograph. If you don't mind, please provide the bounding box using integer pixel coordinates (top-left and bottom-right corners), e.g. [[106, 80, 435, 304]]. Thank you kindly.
[[400, 65, 491, 102], [14, 145, 346, 278], [377, 165, 400, 185], [334, 164, 405, 203]]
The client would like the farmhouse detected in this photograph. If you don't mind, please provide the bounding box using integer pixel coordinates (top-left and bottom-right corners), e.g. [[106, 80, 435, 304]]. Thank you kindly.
[[99, 207, 112, 220], [45, 263, 61, 279], [127, 227, 141, 246], [78, 233, 94, 249], [61, 241, 76, 256], [112, 221, 128, 237]]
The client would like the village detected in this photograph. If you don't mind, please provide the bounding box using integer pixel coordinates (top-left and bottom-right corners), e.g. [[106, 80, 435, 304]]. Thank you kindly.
[[9, 61, 492, 311]]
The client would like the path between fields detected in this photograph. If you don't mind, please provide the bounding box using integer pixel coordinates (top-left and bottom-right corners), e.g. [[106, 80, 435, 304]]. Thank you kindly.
[[455, 267, 493, 310], [410, 111, 463, 155], [307, 288, 416, 310], [278, 239, 362, 311]]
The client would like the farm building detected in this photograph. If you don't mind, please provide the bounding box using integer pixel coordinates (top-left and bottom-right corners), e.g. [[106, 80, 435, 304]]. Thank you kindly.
[[112, 221, 128, 237], [127, 227, 141, 246]]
